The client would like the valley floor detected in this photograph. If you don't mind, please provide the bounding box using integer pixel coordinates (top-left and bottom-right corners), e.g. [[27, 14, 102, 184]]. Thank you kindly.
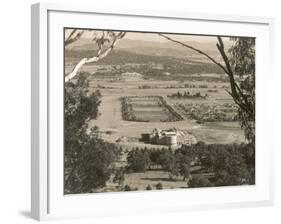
[[88, 79, 245, 147]]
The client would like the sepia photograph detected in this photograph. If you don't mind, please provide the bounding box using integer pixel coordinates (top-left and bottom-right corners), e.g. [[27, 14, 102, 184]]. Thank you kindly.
[[64, 28, 255, 195]]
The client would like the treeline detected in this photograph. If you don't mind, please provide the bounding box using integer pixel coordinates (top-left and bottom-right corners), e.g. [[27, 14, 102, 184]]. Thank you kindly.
[[138, 83, 210, 89], [125, 142, 255, 188], [126, 147, 191, 181], [120, 97, 149, 122], [168, 91, 207, 99], [158, 96, 184, 122]]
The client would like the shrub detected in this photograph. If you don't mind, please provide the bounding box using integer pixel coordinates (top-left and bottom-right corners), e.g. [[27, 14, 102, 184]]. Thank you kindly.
[[156, 182, 163, 190], [188, 176, 213, 188], [124, 185, 132, 191], [146, 185, 152, 190]]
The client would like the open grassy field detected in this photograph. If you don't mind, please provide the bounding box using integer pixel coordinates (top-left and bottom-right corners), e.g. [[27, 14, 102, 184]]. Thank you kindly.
[[93, 170, 188, 192], [122, 96, 183, 122], [87, 77, 245, 145], [126, 96, 170, 122], [123, 171, 187, 190]]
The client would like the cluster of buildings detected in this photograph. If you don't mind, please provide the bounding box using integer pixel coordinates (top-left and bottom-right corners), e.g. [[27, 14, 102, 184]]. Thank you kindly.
[[150, 128, 177, 146], [141, 128, 197, 147], [141, 128, 177, 146]]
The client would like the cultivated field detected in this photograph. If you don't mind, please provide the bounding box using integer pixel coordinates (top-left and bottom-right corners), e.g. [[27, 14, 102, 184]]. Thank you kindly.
[[121, 96, 183, 122], [87, 76, 245, 146]]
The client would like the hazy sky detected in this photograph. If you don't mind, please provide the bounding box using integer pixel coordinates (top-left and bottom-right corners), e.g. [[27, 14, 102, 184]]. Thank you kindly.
[[123, 32, 220, 43], [65, 29, 230, 43]]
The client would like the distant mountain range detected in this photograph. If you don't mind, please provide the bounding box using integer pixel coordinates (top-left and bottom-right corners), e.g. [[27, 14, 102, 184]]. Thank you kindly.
[[65, 37, 227, 76], [67, 38, 232, 59]]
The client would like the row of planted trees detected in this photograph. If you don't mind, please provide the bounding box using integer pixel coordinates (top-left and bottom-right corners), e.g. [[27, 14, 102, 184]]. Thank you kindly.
[[158, 96, 184, 122], [167, 91, 207, 99], [120, 97, 149, 122]]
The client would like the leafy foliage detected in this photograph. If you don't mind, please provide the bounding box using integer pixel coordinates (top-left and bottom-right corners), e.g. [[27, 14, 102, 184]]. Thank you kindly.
[[64, 73, 119, 194], [175, 152, 191, 181], [179, 142, 255, 186], [65, 73, 101, 131], [126, 142, 255, 188], [126, 148, 151, 172], [157, 149, 178, 177], [229, 38, 255, 143], [157, 149, 191, 180], [189, 176, 213, 188]]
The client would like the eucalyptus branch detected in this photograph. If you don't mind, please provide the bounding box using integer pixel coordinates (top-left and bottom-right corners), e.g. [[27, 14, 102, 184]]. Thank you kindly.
[[65, 30, 84, 47], [158, 33, 229, 74], [65, 32, 126, 82]]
